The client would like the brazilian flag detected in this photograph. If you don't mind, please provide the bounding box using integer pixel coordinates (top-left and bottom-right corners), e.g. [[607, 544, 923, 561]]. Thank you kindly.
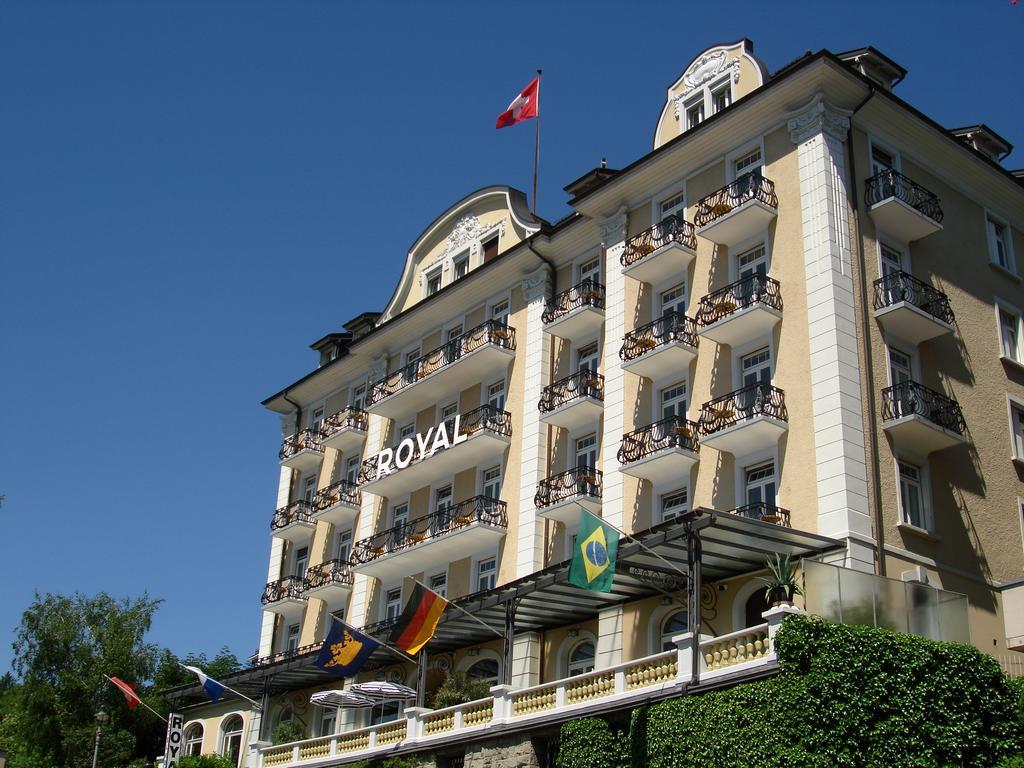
[[568, 509, 619, 592]]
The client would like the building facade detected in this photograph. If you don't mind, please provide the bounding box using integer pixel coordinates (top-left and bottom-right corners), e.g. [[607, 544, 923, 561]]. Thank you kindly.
[[169, 39, 1024, 767]]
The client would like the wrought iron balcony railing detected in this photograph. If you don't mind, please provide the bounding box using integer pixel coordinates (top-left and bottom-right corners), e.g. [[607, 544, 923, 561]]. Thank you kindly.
[[730, 502, 791, 527], [304, 559, 354, 591], [250, 642, 320, 668], [367, 320, 515, 406], [620, 312, 699, 362], [617, 416, 700, 464], [314, 480, 361, 511], [279, 428, 324, 462], [694, 173, 778, 228], [321, 407, 368, 438], [881, 381, 965, 435], [864, 169, 944, 223], [697, 274, 782, 327], [872, 271, 954, 324], [271, 499, 315, 531], [542, 278, 605, 324], [534, 466, 603, 509], [699, 383, 788, 435], [261, 575, 308, 605], [539, 370, 604, 413], [620, 215, 697, 268], [358, 405, 512, 484], [362, 618, 398, 638], [350, 496, 507, 566]]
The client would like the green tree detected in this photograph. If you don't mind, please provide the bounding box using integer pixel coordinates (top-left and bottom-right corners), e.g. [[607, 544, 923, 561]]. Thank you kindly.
[[1, 592, 165, 768], [153, 646, 241, 692]]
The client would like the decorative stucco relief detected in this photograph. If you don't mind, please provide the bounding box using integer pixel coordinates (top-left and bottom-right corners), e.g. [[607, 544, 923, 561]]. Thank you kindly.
[[673, 49, 741, 119]]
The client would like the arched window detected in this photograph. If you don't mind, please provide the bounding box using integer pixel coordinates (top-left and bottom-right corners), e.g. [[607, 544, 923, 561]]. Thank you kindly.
[[660, 610, 689, 652], [466, 658, 500, 685], [184, 723, 203, 756], [744, 589, 770, 628], [219, 715, 244, 765], [567, 641, 595, 677]]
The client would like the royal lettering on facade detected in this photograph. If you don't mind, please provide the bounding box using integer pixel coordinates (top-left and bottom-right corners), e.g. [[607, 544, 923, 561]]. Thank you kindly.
[[376, 414, 469, 478]]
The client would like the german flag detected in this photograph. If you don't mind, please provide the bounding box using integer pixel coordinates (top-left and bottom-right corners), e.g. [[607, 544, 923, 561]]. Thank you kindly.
[[388, 582, 448, 655]]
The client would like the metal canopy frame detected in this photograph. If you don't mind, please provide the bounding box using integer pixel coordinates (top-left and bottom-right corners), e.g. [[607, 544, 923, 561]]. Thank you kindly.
[[166, 508, 840, 705]]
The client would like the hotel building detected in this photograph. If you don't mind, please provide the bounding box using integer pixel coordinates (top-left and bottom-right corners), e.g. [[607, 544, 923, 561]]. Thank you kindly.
[[168, 39, 1024, 768]]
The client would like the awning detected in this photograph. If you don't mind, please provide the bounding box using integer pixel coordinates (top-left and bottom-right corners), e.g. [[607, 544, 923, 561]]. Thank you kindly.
[[165, 508, 840, 705]]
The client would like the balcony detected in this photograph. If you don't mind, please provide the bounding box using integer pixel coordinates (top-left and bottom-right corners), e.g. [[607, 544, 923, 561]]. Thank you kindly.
[[262, 575, 308, 624], [279, 428, 324, 473], [320, 407, 368, 455], [694, 174, 778, 247], [270, 500, 316, 543], [727, 502, 791, 527], [618, 416, 700, 485], [303, 559, 353, 603], [619, 312, 699, 380], [881, 381, 966, 454], [359, 405, 512, 498], [538, 370, 604, 432], [699, 384, 788, 456], [350, 496, 507, 582], [366, 320, 515, 420], [542, 279, 605, 340], [872, 272, 954, 344], [865, 169, 943, 242], [697, 275, 782, 347], [620, 215, 697, 285], [534, 467, 602, 525], [312, 480, 360, 529]]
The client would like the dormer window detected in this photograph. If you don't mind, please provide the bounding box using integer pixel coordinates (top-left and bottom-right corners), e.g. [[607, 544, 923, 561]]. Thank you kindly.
[[426, 268, 442, 297], [482, 235, 500, 263], [682, 76, 732, 132], [453, 252, 469, 280], [685, 97, 705, 130], [711, 80, 732, 113]]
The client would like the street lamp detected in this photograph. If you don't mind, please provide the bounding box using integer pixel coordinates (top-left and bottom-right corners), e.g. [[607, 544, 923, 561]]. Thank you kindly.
[[91, 711, 109, 768]]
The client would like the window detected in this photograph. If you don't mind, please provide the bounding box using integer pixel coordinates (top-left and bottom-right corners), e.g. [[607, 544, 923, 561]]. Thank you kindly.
[[741, 348, 771, 389], [898, 461, 927, 529], [385, 588, 402, 621], [453, 251, 469, 280], [575, 434, 598, 470], [434, 485, 453, 530], [660, 283, 686, 317], [487, 380, 506, 411], [345, 455, 360, 486], [710, 81, 732, 114], [369, 701, 403, 725], [310, 407, 325, 433], [285, 623, 300, 652], [482, 234, 500, 263], [567, 640, 595, 676], [577, 342, 599, 373], [745, 462, 777, 508], [392, 503, 409, 530], [490, 298, 509, 325], [661, 489, 689, 522], [578, 257, 600, 284], [441, 402, 459, 436], [734, 148, 763, 178], [661, 381, 687, 419], [331, 608, 346, 626], [871, 144, 895, 175], [220, 715, 244, 764], [336, 529, 352, 563], [426, 269, 442, 296], [317, 705, 338, 737], [351, 383, 367, 411], [476, 557, 497, 592], [302, 475, 318, 504], [1000, 308, 1023, 363], [736, 243, 768, 279], [880, 243, 905, 278], [184, 724, 204, 757], [685, 97, 704, 130], [466, 657, 500, 684], [444, 324, 464, 363], [430, 571, 448, 599], [399, 422, 415, 440], [482, 466, 501, 499], [1010, 401, 1024, 461], [293, 547, 308, 578], [660, 610, 689, 652], [988, 216, 1014, 272], [659, 190, 686, 221]]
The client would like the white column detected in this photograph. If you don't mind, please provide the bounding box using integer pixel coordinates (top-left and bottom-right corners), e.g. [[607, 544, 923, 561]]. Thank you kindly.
[[510, 631, 542, 688], [257, 463, 293, 657], [595, 605, 624, 669], [600, 210, 628, 530], [789, 97, 874, 572], [516, 265, 553, 578], [348, 410, 388, 625]]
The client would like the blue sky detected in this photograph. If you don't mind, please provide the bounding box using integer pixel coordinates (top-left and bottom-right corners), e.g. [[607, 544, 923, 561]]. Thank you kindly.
[[1, 0, 1021, 674]]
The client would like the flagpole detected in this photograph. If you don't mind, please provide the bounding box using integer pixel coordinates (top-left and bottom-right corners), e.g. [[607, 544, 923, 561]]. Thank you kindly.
[[407, 577, 505, 640], [177, 662, 262, 709], [102, 674, 167, 722], [532, 69, 542, 215]]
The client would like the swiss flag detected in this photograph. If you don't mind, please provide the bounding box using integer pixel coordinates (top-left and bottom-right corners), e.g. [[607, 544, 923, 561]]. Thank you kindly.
[[496, 76, 539, 129], [109, 676, 141, 710]]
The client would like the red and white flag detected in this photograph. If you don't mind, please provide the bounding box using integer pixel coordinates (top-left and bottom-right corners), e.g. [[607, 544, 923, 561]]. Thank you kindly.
[[496, 76, 539, 129], [109, 676, 141, 710]]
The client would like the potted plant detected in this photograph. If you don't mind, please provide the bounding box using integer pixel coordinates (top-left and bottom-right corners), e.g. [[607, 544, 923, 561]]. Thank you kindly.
[[759, 553, 802, 606]]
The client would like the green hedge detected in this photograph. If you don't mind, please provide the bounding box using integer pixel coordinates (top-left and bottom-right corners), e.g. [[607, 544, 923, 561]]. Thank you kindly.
[[560, 615, 1022, 768]]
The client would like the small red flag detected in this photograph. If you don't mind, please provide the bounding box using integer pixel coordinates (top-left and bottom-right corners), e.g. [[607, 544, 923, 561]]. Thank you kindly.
[[109, 676, 141, 710], [496, 76, 539, 129]]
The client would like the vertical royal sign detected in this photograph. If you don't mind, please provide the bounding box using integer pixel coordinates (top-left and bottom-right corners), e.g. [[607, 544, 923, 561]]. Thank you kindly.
[[164, 711, 184, 768]]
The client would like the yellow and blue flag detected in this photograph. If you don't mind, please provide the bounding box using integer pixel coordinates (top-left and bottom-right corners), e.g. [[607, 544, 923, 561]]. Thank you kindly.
[[314, 620, 380, 677], [568, 509, 619, 592]]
